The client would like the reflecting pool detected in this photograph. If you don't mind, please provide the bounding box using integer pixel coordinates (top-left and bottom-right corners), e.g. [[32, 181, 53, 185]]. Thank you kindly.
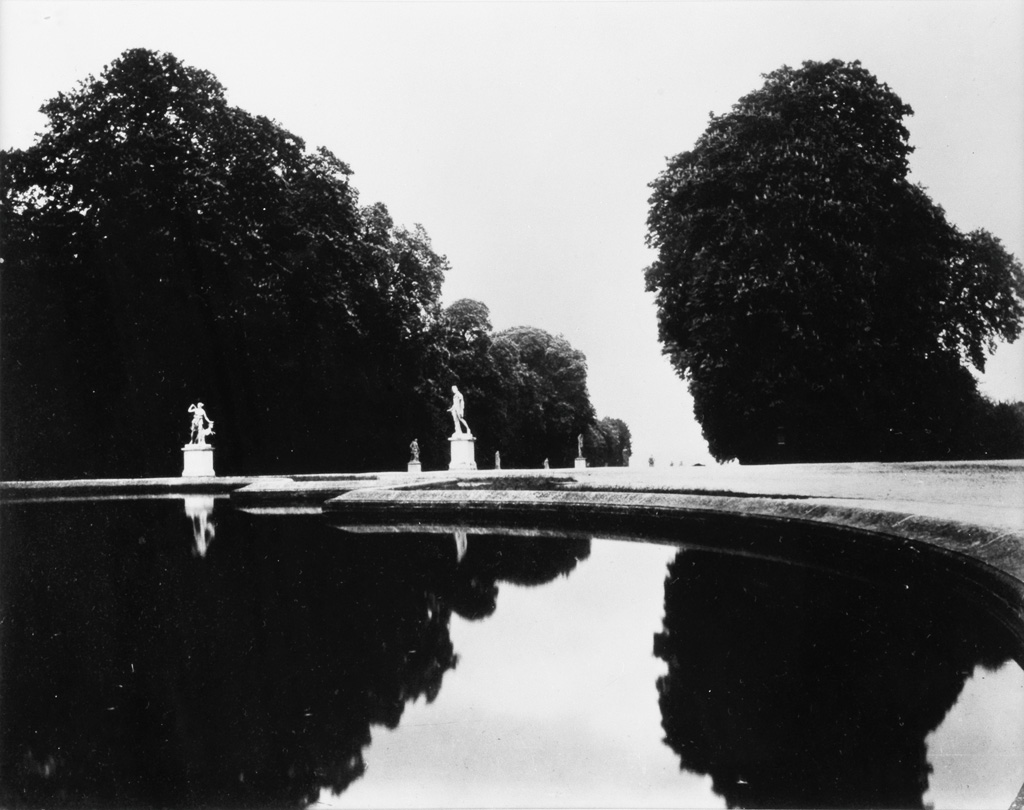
[[0, 498, 1021, 809]]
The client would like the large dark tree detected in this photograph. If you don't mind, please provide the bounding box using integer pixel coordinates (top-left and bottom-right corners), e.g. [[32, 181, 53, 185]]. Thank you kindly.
[[1, 49, 447, 477], [645, 59, 1024, 463]]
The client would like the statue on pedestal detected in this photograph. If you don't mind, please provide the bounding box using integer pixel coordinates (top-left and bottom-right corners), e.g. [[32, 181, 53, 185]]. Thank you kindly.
[[188, 402, 214, 446], [446, 383, 477, 470], [182, 402, 216, 477], [495, 451, 501, 470], [448, 385, 472, 436], [410, 438, 420, 462], [577, 433, 584, 458]]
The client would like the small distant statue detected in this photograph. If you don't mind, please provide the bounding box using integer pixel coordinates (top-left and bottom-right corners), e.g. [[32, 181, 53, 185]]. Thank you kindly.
[[577, 433, 584, 458], [648, 455, 655, 467], [188, 402, 214, 446], [448, 385, 471, 435], [495, 451, 501, 470], [543, 458, 550, 469], [410, 438, 420, 462]]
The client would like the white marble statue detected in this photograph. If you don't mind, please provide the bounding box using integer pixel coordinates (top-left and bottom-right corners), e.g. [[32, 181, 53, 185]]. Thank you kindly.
[[578, 433, 584, 458], [188, 402, 214, 446], [448, 385, 471, 435]]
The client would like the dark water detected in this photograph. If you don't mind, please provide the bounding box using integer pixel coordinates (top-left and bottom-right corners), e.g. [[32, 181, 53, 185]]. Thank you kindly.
[[0, 498, 1020, 809]]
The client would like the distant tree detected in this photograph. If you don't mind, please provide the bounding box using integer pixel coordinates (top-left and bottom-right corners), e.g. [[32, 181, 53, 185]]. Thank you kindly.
[[416, 299, 511, 467], [492, 326, 596, 467], [585, 417, 632, 466], [1, 49, 447, 477], [645, 59, 1024, 463], [964, 398, 1024, 459]]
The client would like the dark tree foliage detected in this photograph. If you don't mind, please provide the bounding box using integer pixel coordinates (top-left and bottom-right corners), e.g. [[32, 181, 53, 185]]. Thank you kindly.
[[411, 302, 619, 471], [584, 417, 632, 466], [1, 50, 627, 478], [418, 299, 512, 468], [645, 59, 1024, 463], [492, 326, 597, 468], [1, 49, 448, 477]]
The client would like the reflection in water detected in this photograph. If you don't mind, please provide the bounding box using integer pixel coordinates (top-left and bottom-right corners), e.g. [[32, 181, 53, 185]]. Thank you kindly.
[[654, 548, 1018, 809], [183, 496, 216, 557], [1, 500, 1019, 809], [924, 661, 1024, 809], [0, 501, 589, 808]]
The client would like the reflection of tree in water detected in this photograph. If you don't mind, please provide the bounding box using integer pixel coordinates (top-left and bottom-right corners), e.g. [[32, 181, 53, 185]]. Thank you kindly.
[[449, 533, 591, 620], [654, 546, 1015, 809], [0, 503, 589, 808]]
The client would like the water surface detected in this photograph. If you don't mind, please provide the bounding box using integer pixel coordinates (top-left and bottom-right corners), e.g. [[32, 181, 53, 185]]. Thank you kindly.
[[0, 498, 1020, 809]]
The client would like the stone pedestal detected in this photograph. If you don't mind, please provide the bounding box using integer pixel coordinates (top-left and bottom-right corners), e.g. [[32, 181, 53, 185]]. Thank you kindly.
[[575, 457, 587, 470], [182, 444, 216, 477], [407, 461, 422, 473], [448, 434, 477, 471]]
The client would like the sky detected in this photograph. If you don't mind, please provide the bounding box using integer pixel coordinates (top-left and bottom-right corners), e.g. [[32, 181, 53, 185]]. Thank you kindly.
[[2, 0, 1022, 465]]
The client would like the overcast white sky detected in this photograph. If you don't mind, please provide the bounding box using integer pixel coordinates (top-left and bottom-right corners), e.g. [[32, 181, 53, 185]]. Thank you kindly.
[[2, 0, 1022, 464]]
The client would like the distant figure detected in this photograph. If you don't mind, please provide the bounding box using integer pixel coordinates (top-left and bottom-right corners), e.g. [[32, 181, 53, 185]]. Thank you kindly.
[[577, 433, 584, 458], [188, 402, 214, 446], [448, 385, 471, 435], [649, 455, 655, 467], [543, 458, 550, 469], [495, 451, 501, 470], [410, 438, 420, 462]]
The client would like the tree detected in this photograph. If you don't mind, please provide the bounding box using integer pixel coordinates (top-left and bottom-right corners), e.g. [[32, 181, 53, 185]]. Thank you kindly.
[[585, 417, 632, 466], [492, 326, 596, 467], [645, 59, 1024, 463], [418, 299, 511, 467], [1, 49, 447, 477]]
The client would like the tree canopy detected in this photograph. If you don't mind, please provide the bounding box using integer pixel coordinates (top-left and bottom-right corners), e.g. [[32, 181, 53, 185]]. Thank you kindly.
[[645, 59, 1024, 463], [1, 49, 624, 477], [416, 303, 615, 469]]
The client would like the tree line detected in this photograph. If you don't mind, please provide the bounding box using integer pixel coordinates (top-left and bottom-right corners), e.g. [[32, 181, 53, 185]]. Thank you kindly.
[[0, 49, 631, 479]]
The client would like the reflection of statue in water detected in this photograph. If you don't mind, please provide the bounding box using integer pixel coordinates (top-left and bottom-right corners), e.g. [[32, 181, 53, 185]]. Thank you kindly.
[[188, 402, 214, 446], [453, 530, 468, 563], [409, 438, 420, 462], [448, 385, 471, 435], [653, 541, 1013, 809], [183, 495, 216, 557]]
